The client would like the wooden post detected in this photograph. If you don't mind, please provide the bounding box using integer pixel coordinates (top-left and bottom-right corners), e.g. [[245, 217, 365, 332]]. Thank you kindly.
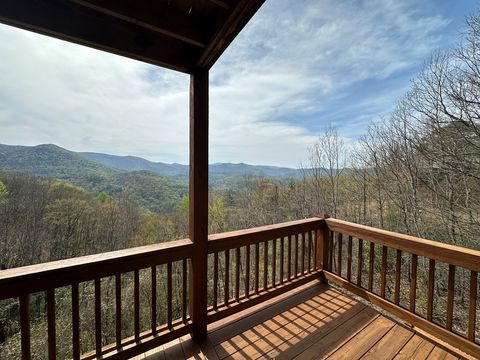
[[316, 213, 330, 283], [189, 68, 209, 340]]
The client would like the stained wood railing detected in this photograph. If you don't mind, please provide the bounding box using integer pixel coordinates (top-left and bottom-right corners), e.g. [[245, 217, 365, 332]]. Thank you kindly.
[[0, 239, 194, 360], [206, 218, 322, 323], [323, 218, 480, 358], [2, 216, 480, 359]]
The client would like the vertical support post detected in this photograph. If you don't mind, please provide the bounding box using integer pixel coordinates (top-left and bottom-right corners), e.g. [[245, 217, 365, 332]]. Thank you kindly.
[[316, 214, 330, 283], [189, 68, 209, 340]]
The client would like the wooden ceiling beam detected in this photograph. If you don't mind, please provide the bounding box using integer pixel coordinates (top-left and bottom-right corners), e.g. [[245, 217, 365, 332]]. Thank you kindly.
[[197, 0, 265, 70], [69, 0, 208, 48], [0, 0, 198, 73], [208, 0, 232, 10]]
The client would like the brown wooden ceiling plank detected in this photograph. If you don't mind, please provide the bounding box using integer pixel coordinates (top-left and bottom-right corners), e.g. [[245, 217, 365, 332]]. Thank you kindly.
[[208, 0, 232, 10], [0, 0, 197, 73], [69, 0, 208, 48], [197, 0, 266, 69]]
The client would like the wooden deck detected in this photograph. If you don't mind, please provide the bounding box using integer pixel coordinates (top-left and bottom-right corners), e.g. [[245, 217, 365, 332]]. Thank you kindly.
[[135, 283, 463, 360]]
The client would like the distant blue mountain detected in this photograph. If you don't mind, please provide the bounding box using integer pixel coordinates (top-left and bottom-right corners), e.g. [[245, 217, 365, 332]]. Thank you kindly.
[[78, 152, 301, 181]]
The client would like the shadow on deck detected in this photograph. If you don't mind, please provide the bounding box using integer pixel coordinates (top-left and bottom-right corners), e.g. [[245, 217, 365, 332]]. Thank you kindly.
[[138, 283, 461, 360]]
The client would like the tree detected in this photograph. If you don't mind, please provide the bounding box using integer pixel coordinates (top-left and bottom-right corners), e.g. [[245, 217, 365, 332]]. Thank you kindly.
[[308, 126, 347, 217], [0, 180, 8, 205]]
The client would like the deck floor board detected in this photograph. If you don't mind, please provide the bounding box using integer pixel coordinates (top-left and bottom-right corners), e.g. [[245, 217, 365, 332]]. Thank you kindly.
[[144, 283, 462, 360]]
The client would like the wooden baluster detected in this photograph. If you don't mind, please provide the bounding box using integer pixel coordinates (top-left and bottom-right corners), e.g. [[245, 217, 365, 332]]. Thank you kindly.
[[394, 250, 401, 305], [468, 271, 478, 341], [213, 253, 218, 310], [346, 236, 352, 281], [368, 242, 374, 292], [337, 233, 343, 276], [72, 283, 80, 360], [280, 237, 284, 284], [95, 278, 102, 356], [167, 262, 173, 329], [307, 232, 311, 273], [20, 294, 31, 360], [263, 241, 268, 291], [272, 239, 277, 286], [182, 259, 187, 323], [357, 239, 363, 287], [313, 230, 317, 270], [427, 259, 435, 321], [116, 273, 123, 345], [287, 235, 292, 281], [150, 268, 156, 334], [255, 243, 259, 294], [380, 246, 387, 298], [446, 264, 455, 331], [301, 233, 306, 275], [225, 249, 230, 304], [409, 254, 417, 313], [294, 234, 299, 279], [47, 288, 56, 360], [235, 247, 240, 301], [329, 231, 334, 271], [134, 270, 140, 341], [245, 245, 250, 297]]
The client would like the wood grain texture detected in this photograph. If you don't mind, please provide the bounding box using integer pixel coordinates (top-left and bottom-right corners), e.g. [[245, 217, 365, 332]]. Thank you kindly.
[[427, 259, 435, 321], [326, 218, 480, 272], [325, 271, 478, 359], [95, 278, 102, 356], [394, 250, 401, 305], [410, 254, 417, 313], [245, 245, 250, 297], [47, 288, 56, 360], [446, 264, 455, 331], [134, 269, 140, 340], [380, 245, 387, 298], [468, 271, 477, 341], [368, 242, 375, 292], [347, 236, 353, 281], [150, 268, 156, 334], [0, 238, 193, 300], [20, 294, 31, 360], [72, 283, 80, 360], [255, 242, 260, 294], [337, 233, 343, 276], [189, 68, 209, 339], [357, 239, 363, 287], [208, 218, 322, 253]]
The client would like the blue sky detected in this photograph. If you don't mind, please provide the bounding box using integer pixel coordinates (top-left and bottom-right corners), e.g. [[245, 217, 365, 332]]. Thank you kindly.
[[0, 0, 477, 167]]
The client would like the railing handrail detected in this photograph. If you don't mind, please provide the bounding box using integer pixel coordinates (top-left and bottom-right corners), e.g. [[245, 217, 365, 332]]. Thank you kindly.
[[5, 216, 479, 359], [0, 238, 193, 300], [326, 218, 480, 272], [325, 217, 480, 359], [208, 217, 323, 253]]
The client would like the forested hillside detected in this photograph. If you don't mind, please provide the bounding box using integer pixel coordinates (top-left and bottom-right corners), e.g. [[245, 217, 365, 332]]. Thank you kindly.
[[0, 144, 187, 212]]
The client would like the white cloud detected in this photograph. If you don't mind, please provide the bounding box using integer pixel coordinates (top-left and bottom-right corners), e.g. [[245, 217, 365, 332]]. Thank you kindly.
[[0, 0, 454, 167]]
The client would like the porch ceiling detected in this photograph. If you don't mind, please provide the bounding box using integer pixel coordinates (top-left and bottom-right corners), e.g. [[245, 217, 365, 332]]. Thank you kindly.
[[0, 0, 266, 73]]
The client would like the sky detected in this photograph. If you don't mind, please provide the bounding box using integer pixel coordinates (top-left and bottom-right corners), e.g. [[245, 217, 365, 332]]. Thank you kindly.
[[0, 0, 477, 167]]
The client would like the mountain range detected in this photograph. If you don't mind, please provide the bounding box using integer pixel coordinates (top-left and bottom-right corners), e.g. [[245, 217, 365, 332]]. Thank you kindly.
[[79, 151, 301, 182], [0, 143, 301, 212]]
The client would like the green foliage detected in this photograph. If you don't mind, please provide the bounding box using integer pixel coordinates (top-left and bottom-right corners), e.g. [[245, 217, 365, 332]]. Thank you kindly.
[[0, 144, 188, 213], [0, 180, 8, 205], [97, 191, 109, 203]]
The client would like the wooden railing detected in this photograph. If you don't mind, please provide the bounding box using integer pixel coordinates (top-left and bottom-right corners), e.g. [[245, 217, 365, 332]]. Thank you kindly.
[[324, 218, 480, 358], [0, 218, 323, 359], [206, 218, 323, 323], [0, 239, 194, 360], [2, 216, 480, 359]]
